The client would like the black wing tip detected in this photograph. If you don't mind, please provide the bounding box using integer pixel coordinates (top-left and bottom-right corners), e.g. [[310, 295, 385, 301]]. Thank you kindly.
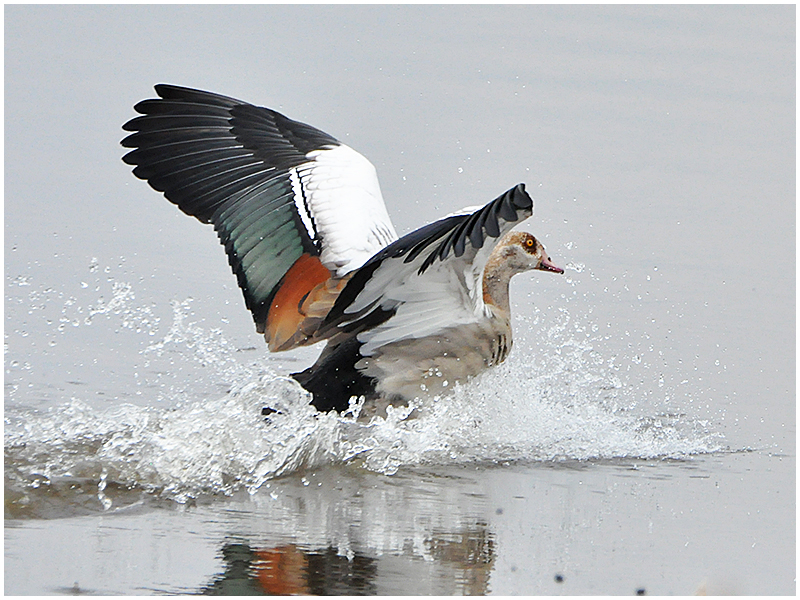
[[152, 83, 238, 103], [419, 183, 532, 271], [120, 149, 138, 166], [154, 83, 180, 97], [509, 183, 532, 209], [120, 83, 245, 147], [121, 84, 243, 117]]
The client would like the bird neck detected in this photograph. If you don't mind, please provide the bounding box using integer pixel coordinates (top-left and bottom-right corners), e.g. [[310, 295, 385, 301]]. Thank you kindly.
[[481, 251, 516, 313]]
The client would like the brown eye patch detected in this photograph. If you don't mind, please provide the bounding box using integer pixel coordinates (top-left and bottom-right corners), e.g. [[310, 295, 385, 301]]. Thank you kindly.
[[524, 235, 537, 253]]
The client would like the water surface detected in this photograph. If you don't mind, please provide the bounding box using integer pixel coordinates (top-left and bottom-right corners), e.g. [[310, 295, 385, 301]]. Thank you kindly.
[[5, 5, 795, 595]]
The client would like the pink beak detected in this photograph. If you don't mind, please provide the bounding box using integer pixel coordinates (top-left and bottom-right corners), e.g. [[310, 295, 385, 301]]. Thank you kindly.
[[537, 256, 564, 274]]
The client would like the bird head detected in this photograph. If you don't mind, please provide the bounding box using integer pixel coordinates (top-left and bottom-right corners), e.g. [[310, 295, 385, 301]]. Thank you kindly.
[[496, 231, 564, 275]]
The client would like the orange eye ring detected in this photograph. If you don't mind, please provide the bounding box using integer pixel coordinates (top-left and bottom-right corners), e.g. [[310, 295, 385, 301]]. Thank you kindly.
[[525, 238, 534, 247]]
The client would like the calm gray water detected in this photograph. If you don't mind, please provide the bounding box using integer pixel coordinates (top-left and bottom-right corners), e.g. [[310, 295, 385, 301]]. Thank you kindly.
[[5, 5, 795, 595]]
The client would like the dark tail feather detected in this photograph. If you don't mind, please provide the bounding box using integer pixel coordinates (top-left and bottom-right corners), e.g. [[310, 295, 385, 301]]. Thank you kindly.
[[291, 337, 377, 413]]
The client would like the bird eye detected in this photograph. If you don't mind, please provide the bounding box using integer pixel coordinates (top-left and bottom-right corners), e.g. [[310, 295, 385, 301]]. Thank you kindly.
[[525, 238, 534, 247]]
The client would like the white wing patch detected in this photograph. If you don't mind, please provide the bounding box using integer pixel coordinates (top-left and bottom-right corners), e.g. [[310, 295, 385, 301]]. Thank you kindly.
[[295, 145, 398, 276], [289, 167, 316, 241], [357, 258, 483, 356]]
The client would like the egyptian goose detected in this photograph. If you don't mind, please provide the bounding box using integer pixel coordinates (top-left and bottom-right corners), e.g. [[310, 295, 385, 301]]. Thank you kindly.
[[122, 85, 563, 413]]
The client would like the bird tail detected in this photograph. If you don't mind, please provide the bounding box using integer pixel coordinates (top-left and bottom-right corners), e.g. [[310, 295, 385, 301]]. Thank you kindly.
[[291, 336, 377, 413]]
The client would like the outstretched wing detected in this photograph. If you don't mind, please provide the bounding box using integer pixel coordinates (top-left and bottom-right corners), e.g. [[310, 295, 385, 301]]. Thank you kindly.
[[318, 184, 533, 356], [121, 84, 398, 340]]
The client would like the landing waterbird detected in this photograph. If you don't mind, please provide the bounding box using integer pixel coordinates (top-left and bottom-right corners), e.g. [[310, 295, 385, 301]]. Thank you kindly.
[[122, 85, 564, 414]]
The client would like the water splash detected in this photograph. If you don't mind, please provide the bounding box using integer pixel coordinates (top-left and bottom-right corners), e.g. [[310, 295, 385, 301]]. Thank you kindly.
[[5, 270, 726, 515]]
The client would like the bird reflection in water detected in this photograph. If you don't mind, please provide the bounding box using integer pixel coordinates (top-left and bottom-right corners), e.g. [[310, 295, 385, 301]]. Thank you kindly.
[[200, 543, 376, 595], [201, 523, 495, 595]]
